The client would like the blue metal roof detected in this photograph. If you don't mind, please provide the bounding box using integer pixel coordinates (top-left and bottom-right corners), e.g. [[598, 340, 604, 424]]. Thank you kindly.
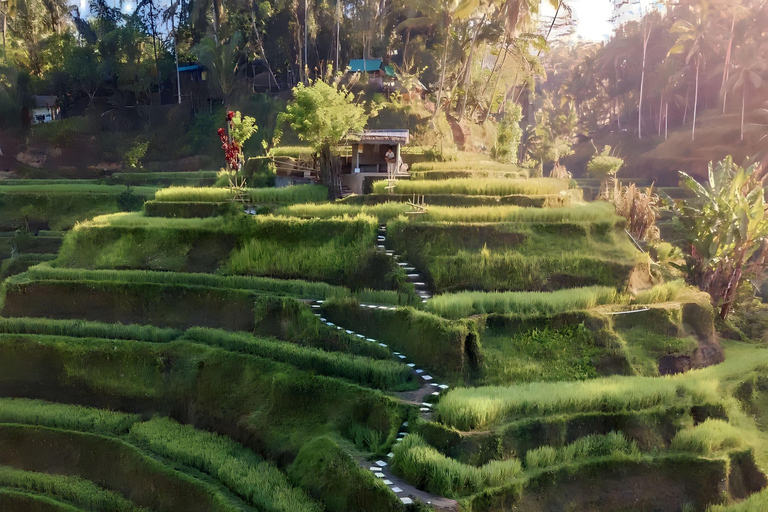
[[178, 65, 200, 72], [348, 59, 383, 72]]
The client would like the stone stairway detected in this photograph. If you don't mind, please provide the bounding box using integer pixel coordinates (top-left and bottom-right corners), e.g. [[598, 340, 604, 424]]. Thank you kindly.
[[377, 224, 432, 303], [309, 298, 457, 511]]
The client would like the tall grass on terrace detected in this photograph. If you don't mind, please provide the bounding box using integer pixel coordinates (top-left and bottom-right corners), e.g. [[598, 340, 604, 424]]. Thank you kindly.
[[0, 317, 181, 343], [153, 185, 327, 204], [416, 202, 620, 224], [0, 398, 140, 435], [18, 264, 355, 301], [275, 202, 411, 223], [409, 161, 522, 173], [436, 377, 720, 431], [0, 184, 159, 196], [426, 286, 621, 319], [130, 417, 321, 512], [183, 328, 414, 390], [670, 419, 743, 454], [0, 466, 148, 512], [634, 280, 688, 304], [373, 178, 568, 196], [391, 434, 522, 497], [524, 432, 640, 469]]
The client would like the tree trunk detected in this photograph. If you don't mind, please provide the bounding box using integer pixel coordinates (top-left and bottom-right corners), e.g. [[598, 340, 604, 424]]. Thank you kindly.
[[402, 27, 411, 68], [1, 11, 5, 64], [741, 84, 746, 141], [458, 14, 486, 121], [692, 59, 699, 141], [319, 144, 342, 200], [658, 93, 663, 136], [481, 47, 509, 124], [432, 20, 451, 122], [638, 23, 651, 139], [212, 0, 222, 43], [683, 88, 688, 125], [665, 101, 668, 140], [722, 10, 736, 114]]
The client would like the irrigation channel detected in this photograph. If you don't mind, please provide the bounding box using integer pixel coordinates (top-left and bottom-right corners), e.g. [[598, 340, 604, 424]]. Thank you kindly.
[[305, 225, 457, 510]]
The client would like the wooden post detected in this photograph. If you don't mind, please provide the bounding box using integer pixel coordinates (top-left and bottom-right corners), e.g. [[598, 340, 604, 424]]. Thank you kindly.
[[395, 143, 401, 174]]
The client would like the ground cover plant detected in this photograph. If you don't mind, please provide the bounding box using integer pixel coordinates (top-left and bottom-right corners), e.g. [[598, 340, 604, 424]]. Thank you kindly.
[[373, 178, 568, 196]]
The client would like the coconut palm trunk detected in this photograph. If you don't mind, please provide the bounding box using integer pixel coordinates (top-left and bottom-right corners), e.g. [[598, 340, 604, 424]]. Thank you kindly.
[[432, 21, 451, 121], [692, 58, 699, 141]]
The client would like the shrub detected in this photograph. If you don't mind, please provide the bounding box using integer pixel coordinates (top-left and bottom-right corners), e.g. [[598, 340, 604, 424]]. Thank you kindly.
[[372, 178, 568, 196], [130, 417, 321, 512], [287, 436, 404, 512]]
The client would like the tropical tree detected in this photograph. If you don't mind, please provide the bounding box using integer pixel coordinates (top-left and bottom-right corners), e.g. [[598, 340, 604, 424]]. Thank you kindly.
[[194, 33, 244, 108], [587, 145, 624, 199], [490, 103, 522, 163], [674, 156, 768, 319], [668, 4, 711, 141], [724, 61, 764, 141], [278, 75, 372, 199]]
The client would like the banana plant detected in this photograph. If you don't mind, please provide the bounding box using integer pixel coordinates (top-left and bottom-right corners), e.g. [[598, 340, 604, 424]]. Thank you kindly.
[[673, 156, 768, 318]]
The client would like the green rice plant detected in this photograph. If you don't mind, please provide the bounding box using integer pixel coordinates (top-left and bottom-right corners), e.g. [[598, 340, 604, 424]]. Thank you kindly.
[[130, 417, 321, 512], [670, 419, 743, 454], [275, 202, 411, 223], [435, 376, 721, 431], [417, 202, 619, 223], [0, 423, 243, 512], [634, 280, 688, 304], [409, 161, 522, 173], [0, 185, 159, 196], [73, 211, 229, 230], [270, 146, 315, 158], [247, 185, 327, 204], [109, 171, 219, 187], [390, 433, 523, 497], [183, 328, 415, 390], [0, 317, 181, 343], [410, 170, 524, 181], [373, 178, 568, 196], [154, 187, 236, 202], [153, 185, 327, 204], [709, 487, 768, 511], [0, 466, 148, 512], [0, 488, 84, 511], [524, 432, 639, 469], [620, 327, 699, 357], [426, 286, 621, 319], [0, 398, 140, 434]]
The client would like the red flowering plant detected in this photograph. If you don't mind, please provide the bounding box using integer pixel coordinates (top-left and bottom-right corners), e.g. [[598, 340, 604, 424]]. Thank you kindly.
[[218, 110, 258, 188]]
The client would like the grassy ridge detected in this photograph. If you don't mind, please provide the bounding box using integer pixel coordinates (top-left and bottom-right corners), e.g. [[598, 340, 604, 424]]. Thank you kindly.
[[391, 433, 522, 497], [0, 489, 85, 511], [416, 202, 619, 223], [426, 287, 621, 319], [373, 178, 568, 196], [130, 417, 320, 512], [435, 377, 720, 430], [0, 424, 243, 512], [0, 185, 158, 195], [0, 398, 140, 435], [0, 316, 181, 343], [275, 203, 411, 223], [183, 328, 415, 390], [153, 186, 327, 204], [0, 466, 149, 512]]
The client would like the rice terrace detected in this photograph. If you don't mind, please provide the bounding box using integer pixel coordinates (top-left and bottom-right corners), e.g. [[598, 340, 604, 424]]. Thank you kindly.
[[3, 0, 768, 510]]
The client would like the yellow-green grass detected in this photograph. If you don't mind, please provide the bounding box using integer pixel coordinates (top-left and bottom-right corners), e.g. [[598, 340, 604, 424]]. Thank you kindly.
[[275, 202, 411, 222], [670, 419, 744, 455], [374, 178, 569, 196], [153, 185, 327, 204], [437, 341, 768, 432], [426, 286, 621, 319], [391, 433, 523, 497], [0, 466, 149, 512], [409, 161, 522, 173], [523, 431, 639, 469], [414, 202, 619, 224], [0, 398, 139, 435], [130, 417, 321, 512], [271, 146, 315, 158], [0, 184, 159, 196]]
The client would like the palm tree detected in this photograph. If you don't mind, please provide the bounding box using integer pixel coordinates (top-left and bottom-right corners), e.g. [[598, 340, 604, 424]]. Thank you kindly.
[[668, 4, 711, 142], [0, 0, 16, 62], [194, 33, 245, 108], [724, 62, 764, 141]]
